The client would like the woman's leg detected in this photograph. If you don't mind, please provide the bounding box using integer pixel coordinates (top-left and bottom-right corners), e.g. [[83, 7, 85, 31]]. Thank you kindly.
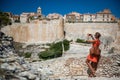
[[91, 54, 101, 77], [86, 59, 95, 77], [91, 62, 98, 77]]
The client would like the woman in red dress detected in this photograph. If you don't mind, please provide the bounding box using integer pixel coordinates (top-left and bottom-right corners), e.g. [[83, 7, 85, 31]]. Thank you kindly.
[[86, 32, 101, 77]]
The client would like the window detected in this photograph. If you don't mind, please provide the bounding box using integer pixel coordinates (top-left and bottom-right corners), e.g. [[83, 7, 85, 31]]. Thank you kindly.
[[103, 19, 104, 21], [103, 14, 104, 18], [90, 18, 92, 21], [107, 14, 109, 18]]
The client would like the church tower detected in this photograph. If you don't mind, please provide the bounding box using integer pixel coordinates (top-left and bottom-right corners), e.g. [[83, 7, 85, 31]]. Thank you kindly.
[[37, 7, 41, 14]]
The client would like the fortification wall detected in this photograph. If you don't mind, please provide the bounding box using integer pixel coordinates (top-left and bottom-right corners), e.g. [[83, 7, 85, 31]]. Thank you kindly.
[[1, 19, 64, 44], [65, 23, 119, 45], [1, 21, 119, 45]]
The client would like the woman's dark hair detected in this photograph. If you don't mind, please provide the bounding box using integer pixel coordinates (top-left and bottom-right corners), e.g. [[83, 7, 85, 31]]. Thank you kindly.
[[95, 32, 101, 38]]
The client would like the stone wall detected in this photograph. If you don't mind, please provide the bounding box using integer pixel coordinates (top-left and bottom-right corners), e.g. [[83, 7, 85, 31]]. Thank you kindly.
[[114, 21, 120, 50], [65, 23, 119, 44], [1, 19, 64, 44], [1, 20, 119, 45]]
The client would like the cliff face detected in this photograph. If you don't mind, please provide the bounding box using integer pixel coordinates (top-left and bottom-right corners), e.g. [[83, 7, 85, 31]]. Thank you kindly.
[[65, 23, 119, 45], [114, 21, 120, 50], [117, 20, 120, 43], [1, 20, 119, 46], [1, 19, 64, 44]]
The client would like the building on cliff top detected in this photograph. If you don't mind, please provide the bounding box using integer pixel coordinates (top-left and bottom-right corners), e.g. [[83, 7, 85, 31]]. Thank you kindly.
[[20, 7, 43, 23], [19, 7, 116, 23], [65, 9, 116, 23], [46, 13, 63, 20]]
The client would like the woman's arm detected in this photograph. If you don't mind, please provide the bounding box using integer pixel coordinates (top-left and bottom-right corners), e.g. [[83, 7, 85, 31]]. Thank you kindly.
[[86, 40, 96, 43], [87, 34, 94, 40], [90, 35, 94, 40]]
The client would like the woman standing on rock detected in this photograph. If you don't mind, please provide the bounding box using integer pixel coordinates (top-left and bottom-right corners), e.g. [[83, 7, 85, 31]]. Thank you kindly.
[[85, 32, 101, 77]]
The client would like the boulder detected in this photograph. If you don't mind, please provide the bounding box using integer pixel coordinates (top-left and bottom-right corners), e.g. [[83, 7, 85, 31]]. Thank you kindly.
[[18, 71, 37, 80]]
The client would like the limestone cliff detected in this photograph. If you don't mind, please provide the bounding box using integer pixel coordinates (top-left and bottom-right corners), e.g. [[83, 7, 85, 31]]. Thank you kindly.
[[114, 21, 120, 50], [1, 20, 119, 47], [65, 23, 119, 48], [1, 19, 64, 44]]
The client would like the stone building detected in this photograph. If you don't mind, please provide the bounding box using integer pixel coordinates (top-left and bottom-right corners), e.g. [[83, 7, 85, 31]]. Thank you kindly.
[[65, 12, 82, 23], [65, 9, 116, 23], [37, 7, 41, 15], [36, 7, 42, 19], [96, 9, 113, 22], [46, 13, 63, 20], [83, 14, 96, 22], [20, 7, 42, 23], [20, 13, 30, 23], [5, 12, 13, 18], [12, 15, 20, 22]]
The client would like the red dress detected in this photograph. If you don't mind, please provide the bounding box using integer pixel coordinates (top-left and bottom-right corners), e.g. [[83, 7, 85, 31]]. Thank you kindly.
[[87, 39, 100, 63]]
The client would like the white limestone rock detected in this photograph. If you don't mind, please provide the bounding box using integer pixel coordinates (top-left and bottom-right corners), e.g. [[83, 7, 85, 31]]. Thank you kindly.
[[18, 71, 37, 80]]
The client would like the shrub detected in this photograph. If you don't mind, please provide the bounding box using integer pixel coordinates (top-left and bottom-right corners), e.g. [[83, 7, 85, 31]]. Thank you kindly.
[[0, 12, 12, 28], [76, 38, 86, 43], [14, 20, 20, 23], [23, 52, 32, 58], [63, 39, 70, 51], [38, 50, 62, 60], [38, 39, 70, 60], [50, 39, 70, 51]]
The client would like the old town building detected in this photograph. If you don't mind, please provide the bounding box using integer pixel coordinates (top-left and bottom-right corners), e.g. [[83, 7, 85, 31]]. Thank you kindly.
[[65, 9, 116, 23], [46, 13, 63, 20], [20, 7, 42, 23]]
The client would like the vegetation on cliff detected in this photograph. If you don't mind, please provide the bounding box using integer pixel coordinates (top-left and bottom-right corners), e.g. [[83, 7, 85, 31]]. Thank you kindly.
[[0, 12, 12, 29], [38, 39, 70, 60], [76, 38, 90, 44]]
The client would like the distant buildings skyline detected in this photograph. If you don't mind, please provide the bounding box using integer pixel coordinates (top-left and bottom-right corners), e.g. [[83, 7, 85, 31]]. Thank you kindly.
[[65, 9, 116, 23], [19, 7, 116, 23], [4, 6, 117, 23]]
